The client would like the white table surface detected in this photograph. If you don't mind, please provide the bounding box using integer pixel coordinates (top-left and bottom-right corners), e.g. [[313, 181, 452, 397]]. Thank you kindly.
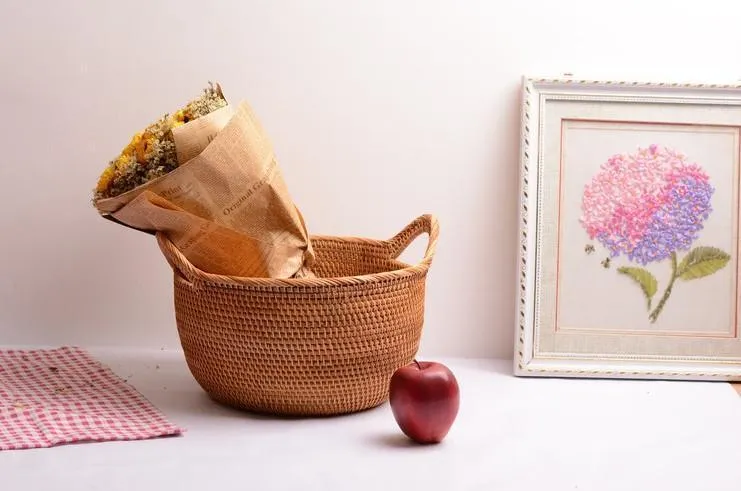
[[2, 347, 741, 491]]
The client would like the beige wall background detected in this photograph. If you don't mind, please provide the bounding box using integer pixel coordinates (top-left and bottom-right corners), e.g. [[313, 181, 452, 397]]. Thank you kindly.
[[1, 0, 741, 358]]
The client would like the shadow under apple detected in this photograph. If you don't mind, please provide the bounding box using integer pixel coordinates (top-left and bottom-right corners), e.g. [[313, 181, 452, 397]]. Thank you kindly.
[[368, 432, 436, 449]]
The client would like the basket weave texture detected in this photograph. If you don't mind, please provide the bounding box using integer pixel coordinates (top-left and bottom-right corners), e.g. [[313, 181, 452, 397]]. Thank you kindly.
[[156, 214, 438, 416]]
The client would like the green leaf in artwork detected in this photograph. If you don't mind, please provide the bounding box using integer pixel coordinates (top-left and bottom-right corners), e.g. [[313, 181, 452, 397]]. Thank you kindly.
[[617, 266, 658, 310], [676, 246, 731, 280]]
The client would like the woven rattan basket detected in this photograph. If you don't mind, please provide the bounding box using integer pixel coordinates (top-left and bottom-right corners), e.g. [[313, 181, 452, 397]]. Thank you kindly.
[[155, 214, 438, 416]]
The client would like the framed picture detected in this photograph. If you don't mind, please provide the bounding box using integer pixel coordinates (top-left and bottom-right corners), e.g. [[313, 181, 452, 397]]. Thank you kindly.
[[515, 75, 741, 381]]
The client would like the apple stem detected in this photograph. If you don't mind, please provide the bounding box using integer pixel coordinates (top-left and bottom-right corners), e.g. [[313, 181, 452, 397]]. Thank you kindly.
[[413, 359, 421, 370]]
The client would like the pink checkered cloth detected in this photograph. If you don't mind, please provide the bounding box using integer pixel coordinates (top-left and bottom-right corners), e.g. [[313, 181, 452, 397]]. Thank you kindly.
[[0, 346, 183, 451]]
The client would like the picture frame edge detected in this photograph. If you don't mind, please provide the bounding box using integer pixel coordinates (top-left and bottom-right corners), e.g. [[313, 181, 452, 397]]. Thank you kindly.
[[513, 73, 741, 381]]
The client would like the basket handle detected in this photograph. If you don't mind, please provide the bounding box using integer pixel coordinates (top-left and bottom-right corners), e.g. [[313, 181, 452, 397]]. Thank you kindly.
[[156, 232, 201, 286], [386, 214, 439, 269], [156, 215, 439, 284]]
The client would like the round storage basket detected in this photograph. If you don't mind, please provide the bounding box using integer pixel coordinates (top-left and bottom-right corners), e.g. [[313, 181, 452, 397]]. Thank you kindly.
[[156, 214, 439, 416]]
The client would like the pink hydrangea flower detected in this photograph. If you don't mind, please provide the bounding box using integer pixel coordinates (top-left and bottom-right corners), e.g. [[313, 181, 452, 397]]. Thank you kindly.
[[580, 144, 713, 265]]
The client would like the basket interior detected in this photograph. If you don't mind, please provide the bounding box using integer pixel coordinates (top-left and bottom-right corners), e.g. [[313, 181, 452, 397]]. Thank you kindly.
[[309, 237, 410, 278]]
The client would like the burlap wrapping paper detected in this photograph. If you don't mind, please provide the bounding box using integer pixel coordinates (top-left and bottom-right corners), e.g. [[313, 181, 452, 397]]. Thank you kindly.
[[94, 101, 315, 279]]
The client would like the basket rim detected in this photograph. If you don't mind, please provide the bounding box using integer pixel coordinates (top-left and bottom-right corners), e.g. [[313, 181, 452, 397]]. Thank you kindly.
[[156, 214, 439, 288]]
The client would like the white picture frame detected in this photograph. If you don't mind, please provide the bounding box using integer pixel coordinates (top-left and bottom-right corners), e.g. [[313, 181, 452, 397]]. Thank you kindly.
[[515, 75, 741, 381]]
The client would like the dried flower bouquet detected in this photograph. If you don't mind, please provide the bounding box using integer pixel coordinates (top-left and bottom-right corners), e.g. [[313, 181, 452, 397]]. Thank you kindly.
[[92, 83, 314, 279]]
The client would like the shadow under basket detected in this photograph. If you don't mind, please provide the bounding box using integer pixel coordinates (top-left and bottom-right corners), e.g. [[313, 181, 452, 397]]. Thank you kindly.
[[156, 214, 439, 416]]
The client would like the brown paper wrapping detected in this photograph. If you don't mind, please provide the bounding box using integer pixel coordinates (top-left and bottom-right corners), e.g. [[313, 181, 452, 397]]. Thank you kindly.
[[94, 100, 315, 279]]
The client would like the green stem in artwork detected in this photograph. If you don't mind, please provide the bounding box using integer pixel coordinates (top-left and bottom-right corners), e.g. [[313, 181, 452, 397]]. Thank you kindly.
[[648, 252, 678, 324]]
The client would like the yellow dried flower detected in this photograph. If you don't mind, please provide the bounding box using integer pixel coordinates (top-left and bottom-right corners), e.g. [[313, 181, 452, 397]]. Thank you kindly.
[[93, 82, 226, 201], [95, 133, 142, 194], [95, 166, 116, 194]]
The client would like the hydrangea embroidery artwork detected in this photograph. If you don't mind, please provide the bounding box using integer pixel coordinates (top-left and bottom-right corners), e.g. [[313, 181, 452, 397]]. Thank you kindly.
[[579, 144, 730, 323]]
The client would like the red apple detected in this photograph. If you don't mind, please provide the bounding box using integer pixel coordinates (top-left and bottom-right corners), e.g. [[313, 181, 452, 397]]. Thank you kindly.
[[388, 359, 460, 444]]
